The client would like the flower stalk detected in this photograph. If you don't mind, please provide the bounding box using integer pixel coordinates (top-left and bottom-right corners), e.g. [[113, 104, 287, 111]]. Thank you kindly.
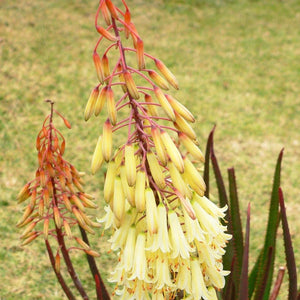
[[87, 1, 231, 298]]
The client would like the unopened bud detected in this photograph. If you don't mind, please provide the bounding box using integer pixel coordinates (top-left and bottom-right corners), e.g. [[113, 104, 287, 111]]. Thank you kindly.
[[136, 38, 145, 70], [148, 70, 169, 90], [102, 119, 113, 162], [102, 54, 110, 83], [100, 1, 111, 26], [104, 160, 116, 203], [145, 188, 158, 234], [151, 126, 167, 166], [154, 86, 175, 121], [144, 94, 158, 117], [160, 130, 184, 173], [105, 0, 118, 19], [165, 94, 195, 122], [174, 112, 196, 140], [96, 26, 117, 41], [124, 8, 131, 39], [179, 133, 204, 162], [55, 252, 60, 273], [43, 218, 49, 239], [85, 87, 99, 121], [124, 70, 139, 99], [107, 87, 117, 125], [113, 176, 125, 221], [95, 86, 107, 116], [125, 143, 136, 186], [93, 52, 104, 83], [154, 59, 179, 90], [91, 135, 104, 175], [146, 151, 166, 189], [135, 169, 146, 212], [54, 206, 62, 228]]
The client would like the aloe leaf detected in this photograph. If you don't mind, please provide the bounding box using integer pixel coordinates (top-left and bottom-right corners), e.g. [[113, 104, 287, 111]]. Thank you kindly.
[[269, 267, 285, 300], [238, 203, 250, 300], [249, 249, 262, 298], [210, 133, 228, 209], [204, 125, 215, 198], [254, 148, 284, 300], [224, 256, 236, 300], [255, 247, 274, 300], [228, 167, 244, 270], [210, 130, 236, 296], [279, 187, 298, 299]]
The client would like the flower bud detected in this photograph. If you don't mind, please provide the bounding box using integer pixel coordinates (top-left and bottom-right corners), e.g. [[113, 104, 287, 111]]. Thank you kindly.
[[104, 160, 116, 203], [102, 54, 110, 83], [183, 157, 206, 196], [96, 25, 117, 41], [135, 169, 146, 212], [165, 94, 195, 122], [151, 126, 167, 166], [55, 252, 61, 273], [146, 151, 166, 189], [148, 70, 169, 90], [17, 183, 31, 203], [93, 52, 104, 83], [125, 143, 136, 186], [174, 112, 196, 140], [105, 0, 118, 19], [43, 218, 49, 239], [154, 86, 175, 121], [124, 70, 139, 99], [124, 8, 131, 39], [154, 59, 179, 90], [85, 87, 99, 121], [120, 165, 135, 207], [91, 135, 104, 174], [106, 87, 117, 125], [160, 130, 184, 173], [95, 86, 107, 116], [168, 161, 190, 199], [100, 1, 111, 25], [136, 38, 145, 70], [179, 132, 204, 162], [145, 188, 158, 234], [102, 119, 113, 162], [53, 206, 62, 228], [113, 176, 125, 221]]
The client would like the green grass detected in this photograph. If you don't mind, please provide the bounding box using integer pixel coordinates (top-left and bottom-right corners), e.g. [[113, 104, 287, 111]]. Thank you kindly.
[[1, 0, 300, 298]]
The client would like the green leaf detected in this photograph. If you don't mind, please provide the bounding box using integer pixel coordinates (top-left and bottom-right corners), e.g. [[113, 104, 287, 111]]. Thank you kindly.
[[238, 203, 250, 300], [254, 149, 284, 300], [228, 167, 244, 271], [210, 130, 236, 296], [249, 249, 262, 298], [279, 188, 298, 299]]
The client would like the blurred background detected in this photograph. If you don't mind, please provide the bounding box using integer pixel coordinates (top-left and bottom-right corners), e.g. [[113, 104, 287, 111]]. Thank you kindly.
[[0, 0, 299, 298]]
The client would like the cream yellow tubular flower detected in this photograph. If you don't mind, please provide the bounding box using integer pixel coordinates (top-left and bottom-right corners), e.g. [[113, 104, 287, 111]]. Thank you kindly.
[[145, 188, 158, 234], [128, 233, 147, 281], [122, 226, 136, 272], [191, 258, 209, 300], [168, 210, 193, 259], [183, 206, 205, 243], [176, 259, 192, 293], [147, 203, 172, 253], [154, 251, 175, 290]]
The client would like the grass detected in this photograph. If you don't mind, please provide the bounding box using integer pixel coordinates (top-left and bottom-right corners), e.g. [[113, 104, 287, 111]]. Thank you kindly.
[[1, 0, 300, 298]]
